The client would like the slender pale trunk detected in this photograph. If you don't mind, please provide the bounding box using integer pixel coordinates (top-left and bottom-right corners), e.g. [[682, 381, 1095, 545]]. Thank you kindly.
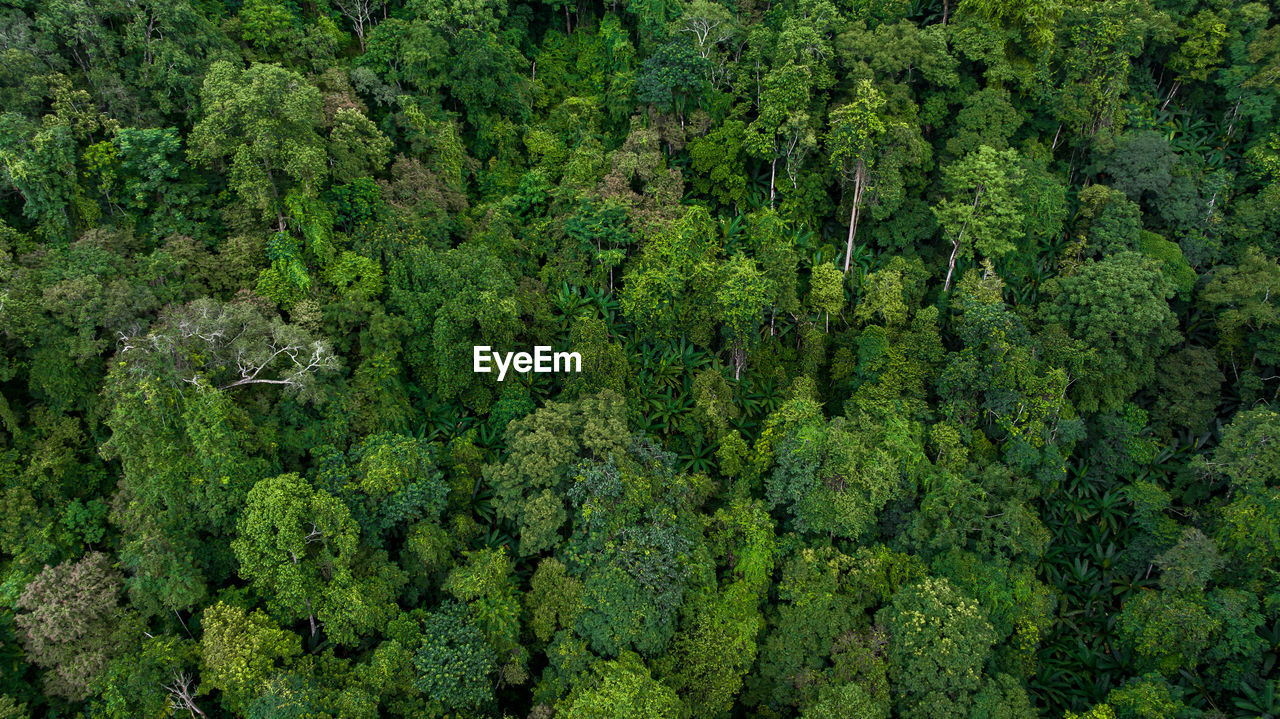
[[943, 184, 986, 292], [943, 239, 962, 293], [174, 610, 194, 640], [265, 162, 287, 235], [1225, 97, 1242, 140], [769, 158, 777, 208], [843, 160, 865, 274], [304, 598, 317, 637]]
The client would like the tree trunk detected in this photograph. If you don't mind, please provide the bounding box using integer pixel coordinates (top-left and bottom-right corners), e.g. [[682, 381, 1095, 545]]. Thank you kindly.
[[304, 598, 317, 637], [1225, 98, 1242, 140], [769, 158, 776, 208], [943, 238, 961, 292], [843, 162, 865, 274], [943, 184, 985, 292]]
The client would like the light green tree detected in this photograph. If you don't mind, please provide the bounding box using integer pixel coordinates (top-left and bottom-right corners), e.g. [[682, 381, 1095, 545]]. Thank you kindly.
[[933, 146, 1025, 292], [879, 576, 997, 719], [1039, 251, 1180, 412], [620, 207, 722, 347], [716, 254, 774, 379], [189, 61, 327, 229], [231, 472, 359, 639], [745, 62, 817, 207], [558, 652, 680, 719], [809, 262, 845, 331], [199, 601, 301, 712], [827, 79, 887, 274]]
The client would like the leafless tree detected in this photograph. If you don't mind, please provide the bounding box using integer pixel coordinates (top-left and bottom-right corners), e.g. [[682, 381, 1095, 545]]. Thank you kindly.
[[166, 671, 206, 717], [115, 297, 338, 401], [332, 0, 386, 51]]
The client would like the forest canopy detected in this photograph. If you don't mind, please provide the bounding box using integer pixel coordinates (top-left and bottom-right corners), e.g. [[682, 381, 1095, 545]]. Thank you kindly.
[[1, 0, 1279, 717]]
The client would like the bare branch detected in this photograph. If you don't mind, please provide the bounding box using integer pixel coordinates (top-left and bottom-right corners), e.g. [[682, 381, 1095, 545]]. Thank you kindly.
[[166, 671, 206, 717]]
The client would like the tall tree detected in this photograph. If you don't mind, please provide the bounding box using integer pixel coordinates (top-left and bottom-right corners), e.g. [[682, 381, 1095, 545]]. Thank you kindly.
[[1039, 251, 1180, 412], [231, 472, 392, 643], [827, 79, 887, 274], [933, 146, 1025, 292], [15, 553, 139, 701], [189, 61, 327, 230]]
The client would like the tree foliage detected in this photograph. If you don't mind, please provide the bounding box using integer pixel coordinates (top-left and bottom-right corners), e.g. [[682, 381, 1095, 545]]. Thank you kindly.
[[3, 0, 1279, 717]]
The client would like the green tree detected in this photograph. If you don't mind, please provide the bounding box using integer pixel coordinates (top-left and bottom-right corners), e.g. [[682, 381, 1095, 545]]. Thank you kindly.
[[1039, 252, 1180, 412], [933, 146, 1025, 292], [1165, 10, 1228, 102], [659, 500, 775, 718], [482, 391, 629, 539], [412, 600, 497, 712], [688, 119, 749, 210], [0, 113, 82, 240], [15, 553, 139, 701], [809, 262, 845, 331], [558, 652, 680, 719], [387, 240, 521, 406], [327, 108, 392, 184], [190, 61, 327, 228], [1201, 247, 1280, 374], [621, 207, 722, 346], [765, 391, 925, 541], [827, 79, 887, 274], [199, 601, 301, 712], [636, 41, 710, 123], [717, 254, 774, 379], [232, 472, 363, 641], [879, 576, 997, 719], [91, 635, 203, 719], [443, 547, 524, 676], [319, 432, 448, 548], [526, 558, 584, 644], [1116, 590, 1218, 676], [938, 268, 1074, 460], [1074, 184, 1142, 255], [746, 62, 818, 207]]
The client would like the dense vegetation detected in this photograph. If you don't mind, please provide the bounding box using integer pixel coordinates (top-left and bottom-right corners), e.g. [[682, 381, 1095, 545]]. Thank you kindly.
[[1, 0, 1279, 716]]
